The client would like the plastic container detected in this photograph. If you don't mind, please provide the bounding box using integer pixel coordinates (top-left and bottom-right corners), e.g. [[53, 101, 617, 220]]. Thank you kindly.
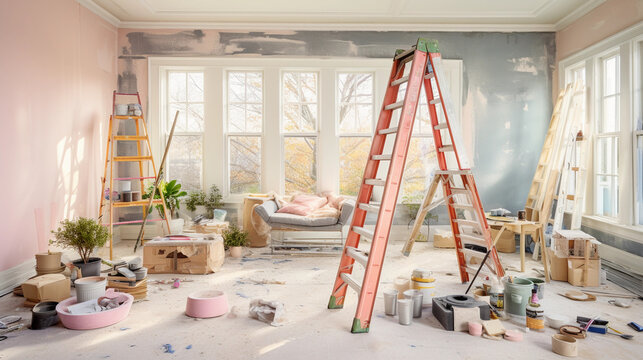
[[489, 283, 504, 310], [383, 289, 398, 316], [31, 301, 59, 330], [411, 268, 435, 307], [74, 276, 107, 303], [398, 299, 413, 325], [185, 290, 228, 318], [120, 180, 132, 192], [502, 277, 533, 316], [403, 289, 423, 318], [56, 289, 133, 330], [526, 277, 545, 300]]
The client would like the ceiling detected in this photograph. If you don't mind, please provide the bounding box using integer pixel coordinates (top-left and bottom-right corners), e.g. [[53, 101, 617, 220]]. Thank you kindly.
[[78, 0, 606, 31]]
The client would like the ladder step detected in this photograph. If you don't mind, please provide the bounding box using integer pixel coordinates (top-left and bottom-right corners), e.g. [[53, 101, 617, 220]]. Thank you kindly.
[[391, 76, 409, 86], [438, 145, 454, 152], [112, 199, 163, 208], [352, 226, 374, 240], [113, 176, 156, 181], [425, 73, 435, 79], [346, 246, 369, 267], [450, 188, 470, 195], [429, 99, 441, 105], [458, 233, 488, 246], [113, 136, 147, 141], [384, 101, 404, 111], [113, 115, 143, 120], [358, 203, 380, 214], [451, 203, 475, 211], [434, 123, 448, 130], [460, 247, 487, 260], [372, 154, 392, 161], [113, 156, 153, 162], [464, 265, 493, 279], [378, 127, 398, 135], [453, 219, 481, 230], [364, 178, 386, 186], [105, 218, 165, 226], [340, 273, 362, 293], [394, 47, 416, 60], [436, 170, 472, 175]]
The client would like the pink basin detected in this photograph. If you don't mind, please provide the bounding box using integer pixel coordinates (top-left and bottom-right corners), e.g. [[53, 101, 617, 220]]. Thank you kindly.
[[185, 290, 228, 318], [56, 289, 133, 330]]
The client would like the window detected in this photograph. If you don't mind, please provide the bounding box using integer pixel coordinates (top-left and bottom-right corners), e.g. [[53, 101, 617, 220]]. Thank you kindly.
[[337, 72, 373, 196], [166, 71, 204, 191], [227, 71, 263, 194], [636, 39, 643, 225], [595, 54, 620, 217], [282, 72, 318, 194]]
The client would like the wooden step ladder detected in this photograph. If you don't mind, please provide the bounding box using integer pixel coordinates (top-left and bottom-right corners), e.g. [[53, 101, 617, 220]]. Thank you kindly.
[[327, 39, 504, 333], [99, 91, 171, 259]]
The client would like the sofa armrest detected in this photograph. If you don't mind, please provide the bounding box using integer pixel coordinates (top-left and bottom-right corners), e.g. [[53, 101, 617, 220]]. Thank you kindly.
[[338, 200, 355, 225], [254, 200, 278, 223]]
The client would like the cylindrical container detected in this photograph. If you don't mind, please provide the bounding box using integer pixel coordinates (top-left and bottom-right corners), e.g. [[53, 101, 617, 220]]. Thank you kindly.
[[133, 267, 147, 281], [120, 180, 132, 192], [411, 268, 435, 307], [518, 210, 526, 220], [35, 252, 62, 270], [468, 322, 482, 336], [552, 334, 578, 357], [131, 191, 141, 202], [74, 276, 107, 303], [403, 289, 423, 318], [383, 289, 398, 316], [31, 301, 59, 330], [502, 277, 533, 316], [398, 299, 413, 325], [526, 277, 545, 300], [185, 290, 228, 318], [394, 277, 410, 299], [473, 288, 490, 304], [526, 302, 545, 331], [122, 191, 132, 202], [115, 104, 128, 115], [489, 284, 504, 310]]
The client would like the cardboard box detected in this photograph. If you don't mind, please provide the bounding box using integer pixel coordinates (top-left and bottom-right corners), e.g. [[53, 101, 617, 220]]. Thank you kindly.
[[567, 258, 600, 287], [490, 225, 516, 253], [21, 274, 70, 302], [548, 248, 568, 282], [432, 229, 455, 248], [144, 236, 225, 274], [552, 230, 599, 258]]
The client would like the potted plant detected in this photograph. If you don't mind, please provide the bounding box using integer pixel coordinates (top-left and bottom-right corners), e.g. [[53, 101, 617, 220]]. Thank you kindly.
[[222, 224, 248, 258], [51, 217, 109, 277], [143, 179, 187, 234], [185, 185, 225, 219]]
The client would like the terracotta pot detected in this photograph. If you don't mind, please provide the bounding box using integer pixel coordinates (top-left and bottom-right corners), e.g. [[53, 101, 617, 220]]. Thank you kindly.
[[35, 252, 62, 270], [229, 246, 243, 258]]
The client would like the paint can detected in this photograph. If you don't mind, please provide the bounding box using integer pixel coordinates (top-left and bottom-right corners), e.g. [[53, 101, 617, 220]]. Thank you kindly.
[[403, 289, 423, 318], [115, 104, 128, 116], [398, 299, 413, 325], [526, 302, 545, 331], [502, 277, 533, 316], [411, 268, 435, 306], [120, 180, 132, 192], [383, 289, 398, 316], [394, 276, 410, 299], [131, 191, 141, 202], [122, 191, 132, 202]]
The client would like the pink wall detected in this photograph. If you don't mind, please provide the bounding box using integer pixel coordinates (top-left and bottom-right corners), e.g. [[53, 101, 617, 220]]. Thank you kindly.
[[0, 0, 117, 271]]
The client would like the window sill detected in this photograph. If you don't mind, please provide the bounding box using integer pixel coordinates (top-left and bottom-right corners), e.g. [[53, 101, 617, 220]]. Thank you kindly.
[[582, 215, 643, 243]]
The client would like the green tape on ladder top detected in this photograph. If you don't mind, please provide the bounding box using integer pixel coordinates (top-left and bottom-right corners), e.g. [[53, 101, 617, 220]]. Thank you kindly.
[[417, 38, 440, 53]]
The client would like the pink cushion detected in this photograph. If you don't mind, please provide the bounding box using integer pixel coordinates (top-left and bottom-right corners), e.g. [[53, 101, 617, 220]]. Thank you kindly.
[[277, 194, 328, 216]]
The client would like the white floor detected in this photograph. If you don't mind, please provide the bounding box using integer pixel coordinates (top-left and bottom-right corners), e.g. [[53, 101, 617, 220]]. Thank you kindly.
[[1, 238, 641, 360]]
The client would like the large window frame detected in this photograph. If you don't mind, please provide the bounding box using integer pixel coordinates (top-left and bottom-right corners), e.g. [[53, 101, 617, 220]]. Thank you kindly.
[[149, 57, 463, 204], [559, 23, 643, 233]]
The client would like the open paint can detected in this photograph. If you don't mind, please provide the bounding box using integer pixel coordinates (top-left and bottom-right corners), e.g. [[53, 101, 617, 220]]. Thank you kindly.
[[411, 268, 435, 306]]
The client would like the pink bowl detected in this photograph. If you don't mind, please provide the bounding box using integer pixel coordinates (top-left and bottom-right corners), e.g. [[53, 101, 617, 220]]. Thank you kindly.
[[185, 290, 228, 318], [55, 289, 133, 330]]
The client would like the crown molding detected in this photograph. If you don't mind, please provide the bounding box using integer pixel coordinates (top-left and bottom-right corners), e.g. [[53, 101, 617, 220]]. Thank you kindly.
[[76, 0, 122, 27], [118, 21, 556, 32], [554, 0, 606, 31]]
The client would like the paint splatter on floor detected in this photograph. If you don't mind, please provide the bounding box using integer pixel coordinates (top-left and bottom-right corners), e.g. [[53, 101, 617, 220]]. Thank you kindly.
[[162, 344, 175, 354], [186, 345, 192, 350], [273, 259, 292, 264], [120, 327, 130, 331], [236, 292, 249, 298]]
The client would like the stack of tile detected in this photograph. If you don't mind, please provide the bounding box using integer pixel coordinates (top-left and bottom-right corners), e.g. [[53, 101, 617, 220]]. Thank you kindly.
[[107, 257, 147, 300]]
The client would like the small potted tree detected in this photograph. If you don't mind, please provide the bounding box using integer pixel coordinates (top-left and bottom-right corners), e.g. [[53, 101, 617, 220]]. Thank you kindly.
[[223, 224, 248, 258], [185, 185, 225, 219], [144, 179, 187, 234], [51, 217, 109, 277]]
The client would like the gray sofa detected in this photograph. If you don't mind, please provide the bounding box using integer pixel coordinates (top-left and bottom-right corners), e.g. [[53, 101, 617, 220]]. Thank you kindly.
[[254, 199, 355, 254]]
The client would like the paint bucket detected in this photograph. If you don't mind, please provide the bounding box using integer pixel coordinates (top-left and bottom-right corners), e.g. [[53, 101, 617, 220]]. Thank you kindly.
[[74, 276, 107, 303], [502, 277, 533, 316], [411, 268, 435, 307], [120, 181, 132, 192], [383, 289, 398, 316], [122, 191, 132, 202], [131, 191, 141, 202], [398, 299, 413, 325], [115, 104, 128, 116], [31, 301, 59, 330], [394, 277, 410, 299], [526, 277, 545, 300], [526, 301, 545, 331], [403, 289, 423, 318]]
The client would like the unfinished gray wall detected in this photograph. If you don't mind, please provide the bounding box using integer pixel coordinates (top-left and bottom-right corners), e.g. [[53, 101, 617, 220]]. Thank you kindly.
[[117, 30, 556, 222]]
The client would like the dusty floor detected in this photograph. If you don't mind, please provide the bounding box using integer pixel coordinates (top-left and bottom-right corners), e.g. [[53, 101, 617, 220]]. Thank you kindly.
[[0, 238, 641, 360]]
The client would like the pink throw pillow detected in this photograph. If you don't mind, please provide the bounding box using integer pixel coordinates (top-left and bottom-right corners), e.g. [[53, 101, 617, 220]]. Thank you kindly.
[[276, 194, 328, 216], [276, 203, 311, 216]]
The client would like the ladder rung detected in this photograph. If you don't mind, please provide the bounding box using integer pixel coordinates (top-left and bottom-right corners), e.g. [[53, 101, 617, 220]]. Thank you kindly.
[[111, 199, 163, 208], [436, 170, 472, 176], [439, 145, 454, 152], [450, 188, 470, 195], [434, 123, 448, 130], [113, 115, 143, 120], [113, 156, 153, 162], [464, 265, 493, 279], [458, 234, 488, 247], [113, 136, 146, 141], [394, 47, 416, 60], [346, 246, 369, 267], [378, 127, 398, 135], [364, 178, 386, 186], [372, 154, 392, 161], [451, 204, 475, 211], [340, 273, 362, 293], [425, 73, 435, 79], [454, 219, 481, 230], [352, 226, 374, 239], [384, 101, 404, 111], [105, 218, 164, 226], [391, 76, 409, 86], [429, 99, 441, 105], [460, 247, 487, 260], [358, 203, 380, 214], [113, 176, 155, 181]]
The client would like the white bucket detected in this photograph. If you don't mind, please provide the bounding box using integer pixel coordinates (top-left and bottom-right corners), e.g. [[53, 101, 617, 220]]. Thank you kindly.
[[75, 276, 107, 303], [120, 180, 132, 192], [115, 104, 129, 116], [411, 268, 435, 306]]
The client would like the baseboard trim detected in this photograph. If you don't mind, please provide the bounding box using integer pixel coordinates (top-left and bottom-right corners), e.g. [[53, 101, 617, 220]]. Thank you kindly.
[[0, 259, 37, 296]]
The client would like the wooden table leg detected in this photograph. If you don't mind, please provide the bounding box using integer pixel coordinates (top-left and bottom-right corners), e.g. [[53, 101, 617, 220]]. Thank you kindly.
[[520, 228, 526, 272], [540, 226, 550, 282]]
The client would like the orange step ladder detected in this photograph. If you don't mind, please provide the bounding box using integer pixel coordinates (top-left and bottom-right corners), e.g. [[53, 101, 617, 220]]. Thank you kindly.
[[327, 39, 504, 333]]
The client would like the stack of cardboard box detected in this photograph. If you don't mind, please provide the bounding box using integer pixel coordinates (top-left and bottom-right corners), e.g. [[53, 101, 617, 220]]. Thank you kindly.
[[549, 230, 601, 286]]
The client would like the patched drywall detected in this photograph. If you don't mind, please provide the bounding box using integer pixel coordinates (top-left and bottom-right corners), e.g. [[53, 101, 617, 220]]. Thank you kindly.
[[117, 29, 555, 219]]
